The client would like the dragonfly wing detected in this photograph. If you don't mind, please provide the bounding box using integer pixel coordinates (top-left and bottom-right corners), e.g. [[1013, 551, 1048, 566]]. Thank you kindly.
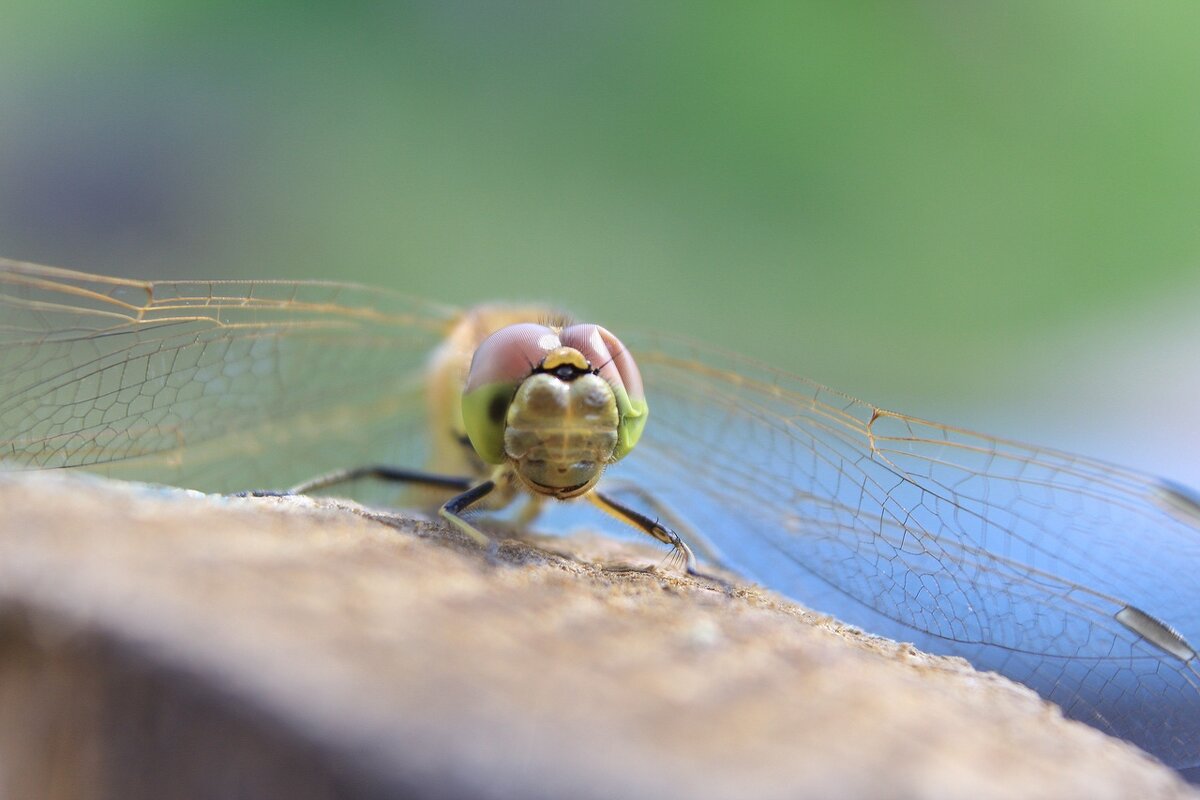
[[617, 330, 1200, 771], [0, 260, 458, 495]]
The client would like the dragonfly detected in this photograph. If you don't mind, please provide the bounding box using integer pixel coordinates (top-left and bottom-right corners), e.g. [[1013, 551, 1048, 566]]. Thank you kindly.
[[1, 257, 1198, 779]]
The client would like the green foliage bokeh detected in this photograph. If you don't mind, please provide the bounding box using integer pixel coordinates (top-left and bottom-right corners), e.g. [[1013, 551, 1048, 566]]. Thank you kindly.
[[1, 2, 1197, 405]]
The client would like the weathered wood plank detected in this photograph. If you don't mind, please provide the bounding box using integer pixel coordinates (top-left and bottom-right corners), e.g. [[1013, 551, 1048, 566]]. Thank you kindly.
[[0, 473, 1193, 800]]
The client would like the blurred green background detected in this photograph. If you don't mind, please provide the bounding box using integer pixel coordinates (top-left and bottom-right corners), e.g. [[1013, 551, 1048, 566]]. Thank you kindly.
[[2, 2, 1198, 482]]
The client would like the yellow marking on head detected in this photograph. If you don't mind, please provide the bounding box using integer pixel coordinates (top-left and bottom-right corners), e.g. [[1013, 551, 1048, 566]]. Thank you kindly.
[[542, 346, 590, 371]]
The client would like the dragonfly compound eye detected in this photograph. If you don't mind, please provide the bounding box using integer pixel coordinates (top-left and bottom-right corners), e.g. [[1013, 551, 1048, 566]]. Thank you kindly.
[[461, 381, 519, 464], [462, 322, 563, 465], [558, 323, 648, 461]]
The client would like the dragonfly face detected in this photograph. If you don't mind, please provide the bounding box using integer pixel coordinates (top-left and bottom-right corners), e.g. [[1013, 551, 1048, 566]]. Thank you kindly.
[[1, 258, 1198, 779], [500, 356, 616, 497], [460, 321, 648, 499]]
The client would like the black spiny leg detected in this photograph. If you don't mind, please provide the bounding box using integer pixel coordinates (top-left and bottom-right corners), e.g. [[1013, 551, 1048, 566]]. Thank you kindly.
[[440, 480, 497, 549], [238, 465, 474, 497], [589, 490, 729, 588], [239, 464, 501, 553]]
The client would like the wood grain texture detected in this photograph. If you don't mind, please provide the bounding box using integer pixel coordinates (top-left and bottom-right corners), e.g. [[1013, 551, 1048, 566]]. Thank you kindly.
[[0, 473, 1193, 800]]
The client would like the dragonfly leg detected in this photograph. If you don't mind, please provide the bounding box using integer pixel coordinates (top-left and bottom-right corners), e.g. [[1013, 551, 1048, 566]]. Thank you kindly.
[[239, 465, 474, 497], [439, 480, 498, 549], [594, 479, 728, 569], [241, 466, 503, 553], [589, 490, 729, 588], [292, 465, 475, 494]]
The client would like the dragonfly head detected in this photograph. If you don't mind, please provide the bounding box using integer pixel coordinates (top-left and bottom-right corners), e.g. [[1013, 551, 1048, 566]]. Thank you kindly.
[[461, 322, 648, 499]]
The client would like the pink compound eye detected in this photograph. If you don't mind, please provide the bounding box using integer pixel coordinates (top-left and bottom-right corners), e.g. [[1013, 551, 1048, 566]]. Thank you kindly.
[[559, 323, 644, 407], [464, 322, 644, 405], [464, 323, 561, 394]]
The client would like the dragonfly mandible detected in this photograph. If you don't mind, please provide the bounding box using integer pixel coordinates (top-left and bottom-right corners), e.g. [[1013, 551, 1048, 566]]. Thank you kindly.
[[1, 258, 1197, 778]]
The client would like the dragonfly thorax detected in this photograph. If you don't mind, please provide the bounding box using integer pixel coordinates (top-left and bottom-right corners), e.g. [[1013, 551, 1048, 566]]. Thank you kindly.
[[504, 369, 618, 498]]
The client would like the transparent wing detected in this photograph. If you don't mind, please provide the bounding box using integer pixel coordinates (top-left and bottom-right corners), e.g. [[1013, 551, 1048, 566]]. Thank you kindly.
[[0, 259, 458, 496], [5, 260, 1198, 773], [615, 330, 1200, 773]]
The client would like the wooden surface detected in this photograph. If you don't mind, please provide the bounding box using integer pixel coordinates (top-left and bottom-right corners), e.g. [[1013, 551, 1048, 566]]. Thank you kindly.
[[0, 473, 1194, 800]]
